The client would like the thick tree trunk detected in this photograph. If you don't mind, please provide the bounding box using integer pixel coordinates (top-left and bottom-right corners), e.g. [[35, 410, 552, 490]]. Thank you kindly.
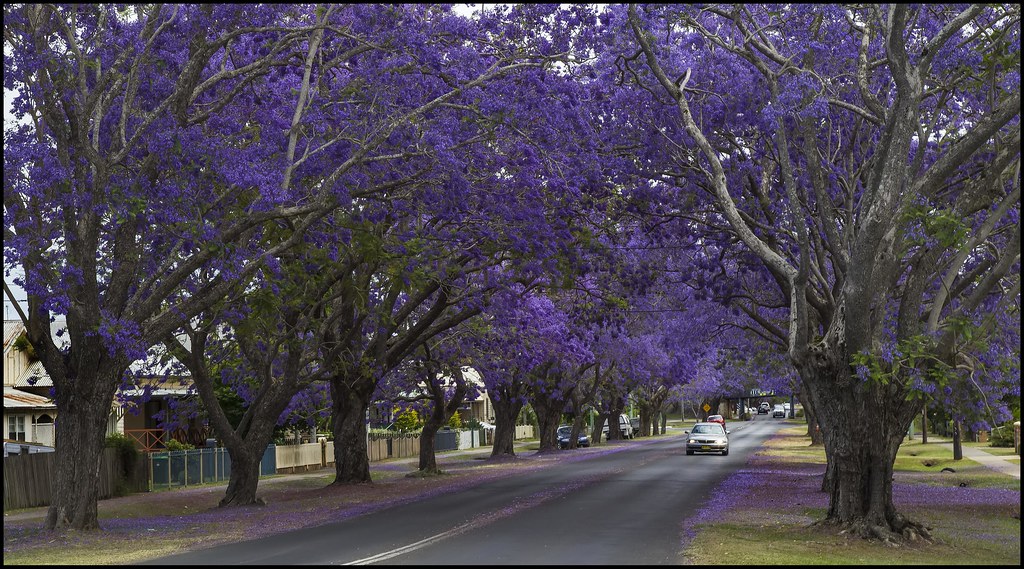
[[418, 414, 443, 474], [801, 351, 930, 542], [417, 382, 467, 473], [220, 444, 265, 507], [330, 377, 373, 484], [45, 382, 115, 530], [606, 398, 626, 441], [592, 411, 609, 444], [638, 407, 651, 437], [491, 395, 524, 457], [532, 390, 566, 451]]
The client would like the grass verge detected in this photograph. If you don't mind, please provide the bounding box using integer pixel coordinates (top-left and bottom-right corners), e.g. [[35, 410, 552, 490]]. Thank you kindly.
[[682, 425, 1020, 564]]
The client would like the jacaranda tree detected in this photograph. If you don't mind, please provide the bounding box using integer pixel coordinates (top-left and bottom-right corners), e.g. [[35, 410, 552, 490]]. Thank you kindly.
[[3, 4, 343, 529], [618, 3, 1020, 541]]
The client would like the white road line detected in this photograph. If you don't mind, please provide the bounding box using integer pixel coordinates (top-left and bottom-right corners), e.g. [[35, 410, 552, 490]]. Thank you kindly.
[[343, 523, 472, 565]]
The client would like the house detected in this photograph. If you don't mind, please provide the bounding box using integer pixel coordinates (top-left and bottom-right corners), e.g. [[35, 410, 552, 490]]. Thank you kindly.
[[4, 320, 58, 447], [3, 319, 204, 452], [369, 367, 495, 427], [455, 367, 495, 424]]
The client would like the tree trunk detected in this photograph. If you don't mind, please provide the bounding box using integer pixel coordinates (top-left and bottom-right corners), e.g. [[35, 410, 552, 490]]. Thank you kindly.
[[803, 394, 824, 446], [638, 406, 651, 437], [220, 444, 265, 507], [920, 407, 928, 444], [45, 381, 115, 530], [418, 412, 444, 474], [592, 411, 609, 444], [418, 380, 468, 473], [801, 351, 930, 542], [491, 394, 524, 457], [952, 420, 963, 460], [531, 389, 567, 451], [606, 397, 626, 441], [330, 377, 373, 484]]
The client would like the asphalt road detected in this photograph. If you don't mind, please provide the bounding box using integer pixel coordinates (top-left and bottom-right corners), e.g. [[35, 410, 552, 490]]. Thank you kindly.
[[147, 416, 787, 565]]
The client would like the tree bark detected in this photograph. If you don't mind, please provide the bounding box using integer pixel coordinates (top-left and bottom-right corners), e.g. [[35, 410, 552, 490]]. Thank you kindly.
[[45, 378, 116, 530], [330, 376, 373, 484], [219, 443, 266, 507], [417, 376, 468, 473], [952, 420, 963, 460], [490, 392, 524, 458], [638, 406, 652, 437], [531, 385, 568, 451], [920, 407, 928, 444], [801, 383, 824, 446], [801, 349, 930, 542], [605, 397, 627, 441], [592, 411, 609, 445]]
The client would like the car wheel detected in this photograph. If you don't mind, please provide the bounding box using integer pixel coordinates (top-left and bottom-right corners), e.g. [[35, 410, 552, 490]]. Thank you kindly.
[[722, 449, 729, 456], [686, 449, 694, 455]]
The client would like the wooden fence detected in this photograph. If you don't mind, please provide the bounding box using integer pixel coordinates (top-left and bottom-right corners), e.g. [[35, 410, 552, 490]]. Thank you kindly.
[[3, 448, 148, 511], [367, 433, 420, 462]]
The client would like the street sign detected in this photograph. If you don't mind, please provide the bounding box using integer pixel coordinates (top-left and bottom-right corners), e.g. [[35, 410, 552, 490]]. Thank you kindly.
[[703, 403, 711, 412], [748, 388, 775, 397]]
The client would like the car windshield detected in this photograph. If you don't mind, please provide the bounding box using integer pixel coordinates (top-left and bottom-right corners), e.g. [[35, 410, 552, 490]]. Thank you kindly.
[[557, 427, 571, 436], [691, 424, 725, 435]]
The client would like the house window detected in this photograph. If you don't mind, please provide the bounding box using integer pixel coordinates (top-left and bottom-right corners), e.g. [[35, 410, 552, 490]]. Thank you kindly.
[[8, 415, 27, 441]]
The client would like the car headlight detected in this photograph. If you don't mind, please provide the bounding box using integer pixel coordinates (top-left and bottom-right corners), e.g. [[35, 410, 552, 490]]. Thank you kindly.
[[688, 439, 696, 443]]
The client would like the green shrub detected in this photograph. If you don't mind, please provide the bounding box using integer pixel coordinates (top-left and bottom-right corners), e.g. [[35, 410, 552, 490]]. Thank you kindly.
[[447, 411, 463, 429], [105, 433, 139, 494], [393, 409, 422, 432], [165, 438, 195, 451], [989, 424, 1015, 448], [464, 417, 482, 430]]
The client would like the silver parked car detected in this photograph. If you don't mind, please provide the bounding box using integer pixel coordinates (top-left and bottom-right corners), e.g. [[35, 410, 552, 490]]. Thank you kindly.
[[684, 422, 730, 456]]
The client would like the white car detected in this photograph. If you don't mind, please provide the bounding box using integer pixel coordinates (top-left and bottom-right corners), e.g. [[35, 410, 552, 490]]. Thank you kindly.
[[685, 422, 729, 455], [601, 414, 635, 439]]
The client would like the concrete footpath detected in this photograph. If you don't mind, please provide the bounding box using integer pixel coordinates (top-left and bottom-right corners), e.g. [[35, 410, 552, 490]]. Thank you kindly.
[[922, 436, 1020, 479]]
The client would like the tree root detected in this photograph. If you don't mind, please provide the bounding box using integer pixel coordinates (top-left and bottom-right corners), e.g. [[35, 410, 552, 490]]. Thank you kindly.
[[818, 515, 933, 545]]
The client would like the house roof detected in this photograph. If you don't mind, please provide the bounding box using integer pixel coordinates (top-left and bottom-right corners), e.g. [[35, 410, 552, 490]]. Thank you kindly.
[[4, 319, 190, 388], [4, 320, 25, 353], [3, 319, 70, 355], [15, 361, 52, 388], [3, 386, 56, 410]]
